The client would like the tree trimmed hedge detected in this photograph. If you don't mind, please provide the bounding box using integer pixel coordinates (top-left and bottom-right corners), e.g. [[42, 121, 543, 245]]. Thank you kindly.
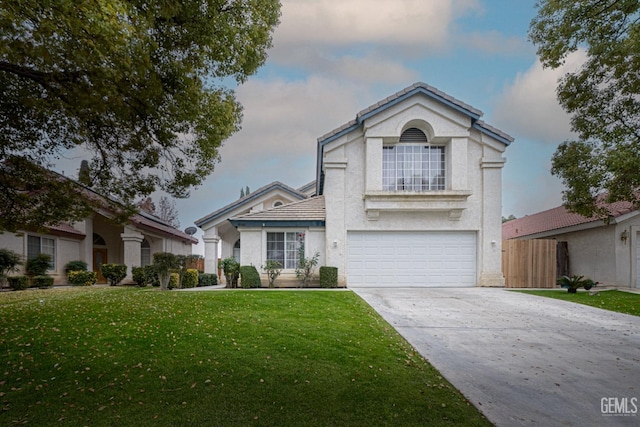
[[100, 264, 127, 286], [240, 265, 262, 288], [8, 276, 29, 291], [182, 269, 199, 289], [198, 273, 217, 287], [32, 275, 54, 288], [68, 270, 97, 286], [319, 266, 338, 288]]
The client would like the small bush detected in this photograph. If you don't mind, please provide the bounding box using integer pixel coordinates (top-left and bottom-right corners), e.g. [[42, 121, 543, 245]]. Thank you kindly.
[[145, 266, 160, 287], [220, 257, 240, 288], [64, 260, 88, 274], [168, 272, 179, 290], [26, 254, 51, 277], [182, 269, 199, 289], [198, 273, 217, 286], [8, 275, 29, 291], [240, 265, 262, 288], [131, 266, 147, 287], [100, 264, 127, 286], [32, 275, 54, 288], [319, 266, 338, 288], [68, 270, 97, 286]]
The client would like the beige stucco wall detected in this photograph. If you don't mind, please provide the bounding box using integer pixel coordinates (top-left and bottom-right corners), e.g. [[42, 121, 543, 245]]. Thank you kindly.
[[538, 214, 640, 288], [235, 226, 326, 287], [322, 94, 506, 286]]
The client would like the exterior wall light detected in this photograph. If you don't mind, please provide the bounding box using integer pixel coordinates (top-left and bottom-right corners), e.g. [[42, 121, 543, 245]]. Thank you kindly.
[[621, 229, 629, 243]]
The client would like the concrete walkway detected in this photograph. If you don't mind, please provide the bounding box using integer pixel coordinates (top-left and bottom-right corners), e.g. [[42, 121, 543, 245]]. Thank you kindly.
[[352, 287, 640, 427]]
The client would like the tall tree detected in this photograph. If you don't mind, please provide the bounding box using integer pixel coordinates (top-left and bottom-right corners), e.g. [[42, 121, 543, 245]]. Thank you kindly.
[[157, 196, 180, 229], [530, 0, 640, 218], [0, 0, 281, 231]]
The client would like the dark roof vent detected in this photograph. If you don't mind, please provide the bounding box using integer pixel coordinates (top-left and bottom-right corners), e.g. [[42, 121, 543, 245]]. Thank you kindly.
[[399, 128, 428, 143]]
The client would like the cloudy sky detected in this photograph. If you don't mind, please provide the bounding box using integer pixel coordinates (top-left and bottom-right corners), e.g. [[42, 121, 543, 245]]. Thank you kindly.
[[177, 0, 578, 252]]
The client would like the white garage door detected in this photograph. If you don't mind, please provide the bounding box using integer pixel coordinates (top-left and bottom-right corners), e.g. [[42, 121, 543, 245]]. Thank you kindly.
[[347, 231, 477, 287]]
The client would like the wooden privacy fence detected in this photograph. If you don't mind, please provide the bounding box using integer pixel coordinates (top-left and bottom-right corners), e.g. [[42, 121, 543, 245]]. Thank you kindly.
[[502, 239, 557, 288]]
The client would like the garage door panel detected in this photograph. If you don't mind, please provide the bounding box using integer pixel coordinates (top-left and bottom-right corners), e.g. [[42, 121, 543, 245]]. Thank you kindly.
[[347, 231, 476, 287]]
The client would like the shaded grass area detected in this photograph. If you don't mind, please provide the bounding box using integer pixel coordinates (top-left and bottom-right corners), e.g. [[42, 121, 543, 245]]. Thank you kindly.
[[514, 289, 640, 317], [0, 288, 492, 426]]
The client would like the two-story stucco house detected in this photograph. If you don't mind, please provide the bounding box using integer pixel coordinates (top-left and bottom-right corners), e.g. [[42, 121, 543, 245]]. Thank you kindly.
[[196, 82, 513, 287]]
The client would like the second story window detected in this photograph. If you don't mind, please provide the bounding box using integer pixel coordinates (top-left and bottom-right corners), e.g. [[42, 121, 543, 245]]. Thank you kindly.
[[383, 128, 445, 191]]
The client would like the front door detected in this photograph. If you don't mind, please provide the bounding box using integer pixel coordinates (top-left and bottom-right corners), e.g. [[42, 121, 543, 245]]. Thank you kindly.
[[93, 248, 108, 284]]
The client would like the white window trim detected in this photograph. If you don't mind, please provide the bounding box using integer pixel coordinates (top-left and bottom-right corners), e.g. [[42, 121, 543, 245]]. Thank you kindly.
[[264, 229, 306, 271], [382, 143, 446, 192]]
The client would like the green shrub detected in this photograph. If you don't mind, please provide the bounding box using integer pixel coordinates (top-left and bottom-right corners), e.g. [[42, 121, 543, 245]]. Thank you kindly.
[[8, 275, 29, 291], [0, 249, 22, 287], [32, 275, 54, 288], [26, 254, 51, 276], [168, 272, 179, 289], [64, 260, 88, 274], [220, 257, 240, 288], [131, 266, 147, 287], [240, 265, 262, 288], [198, 273, 217, 286], [68, 270, 97, 286], [319, 266, 338, 288], [145, 265, 160, 287], [100, 264, 127, 286], [182, 269, 199, 289]]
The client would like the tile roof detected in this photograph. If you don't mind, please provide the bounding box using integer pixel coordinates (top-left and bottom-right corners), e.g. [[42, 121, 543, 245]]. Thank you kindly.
[[131, 211, 198, 243], [231, 196, 325, 223], [194, 181, 307, 226], [47, 223, 86, 238], [502, 200, 635, 240]]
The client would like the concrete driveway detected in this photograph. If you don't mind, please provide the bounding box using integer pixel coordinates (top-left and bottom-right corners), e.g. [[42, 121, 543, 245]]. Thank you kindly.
[[352, 287, 640, 427]]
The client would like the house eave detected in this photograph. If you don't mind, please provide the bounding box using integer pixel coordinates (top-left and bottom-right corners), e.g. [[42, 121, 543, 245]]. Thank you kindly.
[[230, 220, 326, 228]]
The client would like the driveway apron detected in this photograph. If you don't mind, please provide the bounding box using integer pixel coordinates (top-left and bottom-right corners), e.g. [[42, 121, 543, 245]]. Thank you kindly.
[[352, 287, 640, 427]]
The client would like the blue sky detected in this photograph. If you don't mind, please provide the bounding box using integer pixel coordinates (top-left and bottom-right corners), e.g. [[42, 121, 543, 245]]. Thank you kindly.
[[177, 0, 581, 251]]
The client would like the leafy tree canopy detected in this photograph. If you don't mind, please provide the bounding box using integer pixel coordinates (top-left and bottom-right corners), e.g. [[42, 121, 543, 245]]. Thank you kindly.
[[0, 0, 281, 231], [530, 0, 640, 217]]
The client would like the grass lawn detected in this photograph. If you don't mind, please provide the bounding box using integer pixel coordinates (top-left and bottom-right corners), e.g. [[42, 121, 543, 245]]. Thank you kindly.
[[0, 287, 491, 426], [514, 289, 640, 317]]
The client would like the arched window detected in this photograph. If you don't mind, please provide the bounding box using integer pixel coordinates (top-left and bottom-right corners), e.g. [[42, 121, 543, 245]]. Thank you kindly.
[[141, 239, 151, 266], [273, 200, 284, 207], [93, 233, 106, 246], [383, 128, 445, 191]]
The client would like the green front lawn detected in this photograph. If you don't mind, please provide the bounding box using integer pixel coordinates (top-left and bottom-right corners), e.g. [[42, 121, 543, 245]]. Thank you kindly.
[[514, 289, 640, 316], [0, 287, 491, 426]]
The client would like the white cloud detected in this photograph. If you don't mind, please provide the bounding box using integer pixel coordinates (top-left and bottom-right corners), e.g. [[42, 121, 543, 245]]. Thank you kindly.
[[491, 51, 587, 144], [276, 0, 460, 48], [179, 77, 378, 230]]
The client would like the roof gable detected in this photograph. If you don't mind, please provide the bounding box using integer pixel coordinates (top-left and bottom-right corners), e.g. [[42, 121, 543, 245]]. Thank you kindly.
[[194, 181, 307, 227], [316, 82, 514, 195]]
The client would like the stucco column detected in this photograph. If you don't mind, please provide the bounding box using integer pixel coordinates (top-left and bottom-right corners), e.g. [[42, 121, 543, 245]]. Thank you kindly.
[[478, 157, 506, 287], [365, 137, 383, 192], [324, 158, 348, 286], [203, 235, 220, 276], [120, 230, 144, 282]]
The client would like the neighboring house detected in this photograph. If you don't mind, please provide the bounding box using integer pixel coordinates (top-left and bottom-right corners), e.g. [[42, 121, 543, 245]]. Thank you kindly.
[[502, 200, 640, 288], [1, 191, 197, 286], [196, 82, 513, 287]]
